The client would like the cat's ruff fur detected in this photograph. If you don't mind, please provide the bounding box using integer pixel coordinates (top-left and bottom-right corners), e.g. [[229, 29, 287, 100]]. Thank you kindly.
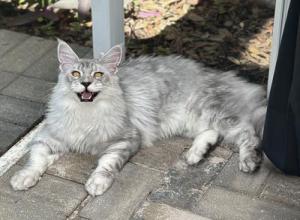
[[10, 40, 266, 196]]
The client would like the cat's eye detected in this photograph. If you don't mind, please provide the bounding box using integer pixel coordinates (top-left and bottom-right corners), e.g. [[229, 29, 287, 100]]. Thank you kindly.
[[94, 72, 104, 79], [71, 71, 81, 78]]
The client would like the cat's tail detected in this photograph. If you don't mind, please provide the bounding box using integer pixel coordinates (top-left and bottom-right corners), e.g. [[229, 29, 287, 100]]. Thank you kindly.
[[251, 106, 267, 139]]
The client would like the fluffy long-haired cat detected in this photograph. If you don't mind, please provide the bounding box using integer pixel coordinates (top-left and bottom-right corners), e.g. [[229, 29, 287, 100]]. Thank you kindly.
[[10, 40, 266, 196]]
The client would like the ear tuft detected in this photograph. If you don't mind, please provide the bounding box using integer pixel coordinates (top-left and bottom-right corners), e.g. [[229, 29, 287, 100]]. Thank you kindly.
[[57, 39, 79, 70], [101, 45, 122, 74]]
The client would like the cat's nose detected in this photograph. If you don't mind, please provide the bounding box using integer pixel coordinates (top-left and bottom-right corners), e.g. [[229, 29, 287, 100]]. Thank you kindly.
[[81, 82, 91, 89]]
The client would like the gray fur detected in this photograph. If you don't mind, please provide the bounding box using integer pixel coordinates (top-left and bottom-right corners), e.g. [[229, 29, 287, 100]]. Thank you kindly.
[[10, 41, 266, 196]]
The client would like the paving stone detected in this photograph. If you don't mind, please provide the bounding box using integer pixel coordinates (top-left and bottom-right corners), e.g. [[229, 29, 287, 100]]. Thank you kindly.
[[1, 76, 55, 103], [23, 44, 90, 82], [0, 165, 87, 220], [47, 153, 98, 184], [20, 138, 187, 183], [0, 36, 55, 73], [149, 147, 232, 211], [0, 71, 18, 90], [0, 120, 26, 155], [213, 153, 273, 195], [261, 170, 300, 207], [0, 95, 44, 127], [0, 29, 29, 57], [130, 138, 191, 171], [131, 201, 209, 220], [70, 217, 90, 220], [19, 153, 98, 184], [193, 186, 300, 220], [80, 163, 162, 220]]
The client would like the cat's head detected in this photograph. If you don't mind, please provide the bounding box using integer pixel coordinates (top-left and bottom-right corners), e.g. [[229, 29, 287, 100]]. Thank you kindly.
[[57, 39, 122, 102]]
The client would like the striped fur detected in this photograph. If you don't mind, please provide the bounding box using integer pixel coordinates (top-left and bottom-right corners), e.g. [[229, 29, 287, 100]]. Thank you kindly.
[[11, 40, 266, 196]]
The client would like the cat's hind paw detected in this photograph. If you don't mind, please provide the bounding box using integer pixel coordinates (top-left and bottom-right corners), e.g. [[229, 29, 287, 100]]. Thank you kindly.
[[239, 150, 262, 173], [10, 169, 41, 191], [85, 172, 114, 196]]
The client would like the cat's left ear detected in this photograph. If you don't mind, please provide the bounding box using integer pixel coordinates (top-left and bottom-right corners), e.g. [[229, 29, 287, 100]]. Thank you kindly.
[[57, 39, 79, 71], [101, 44, 122, 74]]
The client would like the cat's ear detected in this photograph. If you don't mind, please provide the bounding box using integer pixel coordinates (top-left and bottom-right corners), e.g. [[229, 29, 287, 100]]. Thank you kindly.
[[57, 39, 79, 71], [101, 44, 122, 74]]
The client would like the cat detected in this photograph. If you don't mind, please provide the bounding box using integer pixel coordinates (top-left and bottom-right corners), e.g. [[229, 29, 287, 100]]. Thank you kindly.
[[10, 40, 266, 196]]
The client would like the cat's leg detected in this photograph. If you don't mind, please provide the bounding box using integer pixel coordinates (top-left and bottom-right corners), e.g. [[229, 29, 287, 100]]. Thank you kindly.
[[10, 141, 60, 190], [185, 129, 219, 165], [234, 125, 262, 173], [85, 132, 141, 196]]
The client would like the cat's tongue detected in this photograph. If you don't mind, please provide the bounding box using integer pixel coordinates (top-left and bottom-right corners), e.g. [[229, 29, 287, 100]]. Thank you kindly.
[[81, 91, 93, 101]]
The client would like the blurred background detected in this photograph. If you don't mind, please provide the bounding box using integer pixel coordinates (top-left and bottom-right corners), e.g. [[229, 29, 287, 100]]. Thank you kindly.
[[0, 0, 274, 84]]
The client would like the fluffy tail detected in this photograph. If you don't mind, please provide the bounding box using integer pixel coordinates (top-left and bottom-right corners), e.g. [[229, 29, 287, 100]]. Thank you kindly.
[[252, 106, 267, 139]]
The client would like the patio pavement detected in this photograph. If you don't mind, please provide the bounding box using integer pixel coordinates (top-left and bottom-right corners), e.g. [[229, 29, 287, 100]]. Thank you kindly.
[[0, 29, 300, 220]]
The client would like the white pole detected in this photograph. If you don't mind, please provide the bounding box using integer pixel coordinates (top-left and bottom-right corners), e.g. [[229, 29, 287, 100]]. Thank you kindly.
[[91, 0, 125, 59], [268, 0, 291, 96]]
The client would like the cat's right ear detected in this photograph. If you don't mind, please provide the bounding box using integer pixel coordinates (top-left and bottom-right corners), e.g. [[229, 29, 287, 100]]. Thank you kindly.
[[57, 39, 79, 72]]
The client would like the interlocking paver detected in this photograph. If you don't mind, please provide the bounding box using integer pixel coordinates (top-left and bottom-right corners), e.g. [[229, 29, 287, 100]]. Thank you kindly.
[[70, 217, 90, 220], [0, 36, 55, 73], [0, 71, 18, 90], [261, 170, 300, 207], [149, 147, 232, 211], [131, 201, 210, 220], [193, 186, 300, 220], [80, 163, 162, 220], [46, 153, 97, 184], [0, 120, 26, 155], [0, 95, 44, 127], [23, 44, 90, 82], [0, 165, 87, 220], [0, 29, 29, 57], [130, 138, 191, 171], [1, 76, 55, 103], [214, 153, 272, 195], [19, 153, 98, 184]]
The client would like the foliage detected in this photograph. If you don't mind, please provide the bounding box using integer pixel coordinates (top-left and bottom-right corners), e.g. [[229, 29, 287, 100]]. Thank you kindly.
[[15, 0, 56, 8], [0, 0, 274, 84]]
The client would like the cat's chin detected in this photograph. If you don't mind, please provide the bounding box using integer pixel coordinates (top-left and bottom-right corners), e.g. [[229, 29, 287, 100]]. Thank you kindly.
[[77, 91, 99, 102]]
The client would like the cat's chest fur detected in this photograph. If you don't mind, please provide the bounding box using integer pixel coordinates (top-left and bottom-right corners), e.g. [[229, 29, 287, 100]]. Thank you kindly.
[[46, 96, 127, 153]]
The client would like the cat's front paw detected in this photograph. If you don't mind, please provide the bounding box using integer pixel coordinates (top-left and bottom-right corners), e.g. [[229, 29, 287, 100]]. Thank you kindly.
[[10, 169, 41, 191], [184, 150, 204, 165], [239, 150, 262, 173], [85, 172, 114, 196]]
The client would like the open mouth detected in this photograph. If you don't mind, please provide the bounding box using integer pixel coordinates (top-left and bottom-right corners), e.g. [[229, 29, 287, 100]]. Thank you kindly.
[[77, 91, 99, 102]]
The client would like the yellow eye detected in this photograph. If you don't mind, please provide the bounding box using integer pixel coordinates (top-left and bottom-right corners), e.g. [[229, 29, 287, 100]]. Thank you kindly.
[[71, 71, 81, 78], [94, 72, 104, 79]]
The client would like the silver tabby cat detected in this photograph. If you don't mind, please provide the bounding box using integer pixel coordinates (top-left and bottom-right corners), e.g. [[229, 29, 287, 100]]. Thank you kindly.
[[10, 40, 266, 196]]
